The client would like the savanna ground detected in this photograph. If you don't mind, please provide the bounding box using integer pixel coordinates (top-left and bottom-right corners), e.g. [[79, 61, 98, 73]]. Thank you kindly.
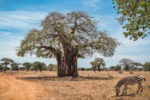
[[0, 71, 150, 100]]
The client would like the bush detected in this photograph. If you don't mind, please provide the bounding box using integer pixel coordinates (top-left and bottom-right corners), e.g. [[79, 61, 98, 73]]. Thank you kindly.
[[78, 68, 85, 71], [143, 62, 150, 71], [130, 70, 134, 74], [110, 65, 122, 71], [118, 70, 123, 74], [47, 64, 57, 71]]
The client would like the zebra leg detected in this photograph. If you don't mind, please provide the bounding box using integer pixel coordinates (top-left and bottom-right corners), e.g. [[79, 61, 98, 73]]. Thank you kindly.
[[124, 86, 128, 95], [137, 83, 141, 94], [121, 85, 127, 96], [140, 85, 143, 93]]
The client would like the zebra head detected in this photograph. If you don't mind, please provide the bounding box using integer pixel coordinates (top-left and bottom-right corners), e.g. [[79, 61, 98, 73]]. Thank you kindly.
[[115, 86, 120, 96]]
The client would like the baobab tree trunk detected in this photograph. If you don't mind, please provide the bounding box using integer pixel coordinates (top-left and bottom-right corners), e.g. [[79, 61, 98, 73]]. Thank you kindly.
[[56, 53, 78, 77], [124, 63, 129, 71]]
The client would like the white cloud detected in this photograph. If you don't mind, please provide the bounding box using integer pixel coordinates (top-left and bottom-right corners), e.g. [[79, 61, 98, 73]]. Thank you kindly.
[[0, 11, 47, 30], [82, 0, 101, 9], [0, 11, 54, 65], [78, 14, 150, 67], [0, 32, 56, 65]]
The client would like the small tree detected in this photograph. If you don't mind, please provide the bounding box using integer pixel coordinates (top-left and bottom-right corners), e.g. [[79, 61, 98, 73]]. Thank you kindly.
[[23, 62, 32, 71], [47, 64, 57, 71], [131, 62, 143, 71], [95, 58, 105, 71], [91, 61, 97, 72], [78, 67, 86, 71], [143, 62, 150, 71], [1, 58, 14, 73], [32, 61, 46, 72], [119, 58, 134, 71], [0, 64, 3, 72], [11, 63, 19, 71], [91, 58, 105, 72], [19, 67, 25, 71]]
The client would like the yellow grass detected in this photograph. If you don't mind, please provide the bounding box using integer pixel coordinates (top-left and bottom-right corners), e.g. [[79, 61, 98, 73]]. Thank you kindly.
[[1, 71, 150, 100]]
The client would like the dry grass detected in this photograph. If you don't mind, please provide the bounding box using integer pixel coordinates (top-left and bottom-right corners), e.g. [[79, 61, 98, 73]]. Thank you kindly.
[[5, 71, 150, 100]]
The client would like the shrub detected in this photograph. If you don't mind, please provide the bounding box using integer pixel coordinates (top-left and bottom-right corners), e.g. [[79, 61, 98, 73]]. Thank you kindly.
[[130, 70, 134, 74], [110, 65, 121, 71], [118, 70, 123, 74], [143, 62, 150, 71], [78, 68, 85, 71]]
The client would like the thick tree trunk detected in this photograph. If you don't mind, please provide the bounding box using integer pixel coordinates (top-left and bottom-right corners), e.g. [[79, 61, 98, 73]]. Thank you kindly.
[[98, 66, 101, 71], [56, 53, 78, 77]]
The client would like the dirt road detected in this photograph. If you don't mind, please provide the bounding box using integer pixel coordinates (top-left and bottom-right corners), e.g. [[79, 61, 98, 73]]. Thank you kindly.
[[0, 74, 48, 100]]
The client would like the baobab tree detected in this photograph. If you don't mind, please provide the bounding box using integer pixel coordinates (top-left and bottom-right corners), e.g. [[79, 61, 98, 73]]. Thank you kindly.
[[119, 58, 134, 71], [17, 11, 119, 77], [1, 58, 14, 73]]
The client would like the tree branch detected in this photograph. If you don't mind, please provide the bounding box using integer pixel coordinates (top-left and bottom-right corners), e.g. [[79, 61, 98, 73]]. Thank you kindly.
[[71, 17, 78, 34], [35, 44, 60, 55]]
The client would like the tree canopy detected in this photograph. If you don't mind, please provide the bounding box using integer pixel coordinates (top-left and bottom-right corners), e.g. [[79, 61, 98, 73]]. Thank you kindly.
[[23, 62, 32, 71], [17, 11, 118, 58], [32, 61, 46, 72], [113, 0, 150, 40], [91, 61, 97, 72], [1, 58, 14, 73], [47, 64, 57, 71], [11, 63, 19, 71]]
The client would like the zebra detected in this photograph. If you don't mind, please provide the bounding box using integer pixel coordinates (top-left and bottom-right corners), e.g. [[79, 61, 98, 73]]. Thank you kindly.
[[115, 76, 146, 96]]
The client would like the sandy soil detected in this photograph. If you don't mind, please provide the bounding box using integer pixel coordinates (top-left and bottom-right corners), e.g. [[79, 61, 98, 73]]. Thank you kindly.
[[0, 71, 149, 100], [0, 74, 48, 100]]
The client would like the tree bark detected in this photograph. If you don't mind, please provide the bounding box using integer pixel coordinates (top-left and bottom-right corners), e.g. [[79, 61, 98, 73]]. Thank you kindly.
[[3, 65, 7, 73], [56, 53, 78, 77], [98, 66, 101, 71], [124, 63, 129, 71]]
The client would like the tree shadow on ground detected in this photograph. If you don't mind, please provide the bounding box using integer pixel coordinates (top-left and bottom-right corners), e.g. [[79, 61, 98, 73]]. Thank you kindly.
[[17, 75, 115, 81]]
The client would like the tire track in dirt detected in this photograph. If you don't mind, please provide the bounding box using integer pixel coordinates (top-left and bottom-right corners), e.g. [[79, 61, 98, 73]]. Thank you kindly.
[[0, 75, 48, 100]]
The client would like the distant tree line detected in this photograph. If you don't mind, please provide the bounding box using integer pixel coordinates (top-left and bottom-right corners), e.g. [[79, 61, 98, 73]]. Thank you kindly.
[[1, 57, 150, 73], [89, 57, 150, 72], [0, 58, 57, 73]]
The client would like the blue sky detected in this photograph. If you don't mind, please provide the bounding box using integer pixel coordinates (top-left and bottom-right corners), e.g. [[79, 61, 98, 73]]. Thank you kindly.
[[0, 0, 150, 68]]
